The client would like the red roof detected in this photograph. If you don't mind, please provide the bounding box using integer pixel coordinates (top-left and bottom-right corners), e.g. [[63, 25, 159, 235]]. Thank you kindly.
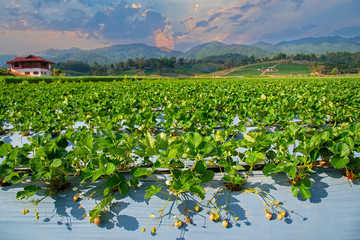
[[6, 55, 54, 64]]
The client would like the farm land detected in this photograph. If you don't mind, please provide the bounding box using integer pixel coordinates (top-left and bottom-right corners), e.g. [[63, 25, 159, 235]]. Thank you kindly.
[[0, 75, 360, 237]]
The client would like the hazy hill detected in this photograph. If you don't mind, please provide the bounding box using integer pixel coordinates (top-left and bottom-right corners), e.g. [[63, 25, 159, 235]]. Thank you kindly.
[[1, 35, 358, 65], [36, 44, 182, 64], [254, 36, 360, 55], [181, 41, 271, 59], [0, 55, 16, 68]]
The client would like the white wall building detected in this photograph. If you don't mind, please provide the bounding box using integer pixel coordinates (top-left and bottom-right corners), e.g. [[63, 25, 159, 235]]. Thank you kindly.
[[6, 55, 54, 76]]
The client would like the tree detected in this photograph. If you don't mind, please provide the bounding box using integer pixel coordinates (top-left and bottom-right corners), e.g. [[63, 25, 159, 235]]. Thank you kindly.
[[330, 67, 339, 75]]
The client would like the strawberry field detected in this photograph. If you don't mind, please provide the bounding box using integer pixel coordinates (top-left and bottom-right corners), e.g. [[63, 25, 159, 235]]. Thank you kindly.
[[0, 76, 360, 238]]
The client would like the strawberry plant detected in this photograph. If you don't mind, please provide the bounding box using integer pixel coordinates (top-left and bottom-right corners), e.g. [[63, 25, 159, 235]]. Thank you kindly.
[[1, 76, 360, 233]]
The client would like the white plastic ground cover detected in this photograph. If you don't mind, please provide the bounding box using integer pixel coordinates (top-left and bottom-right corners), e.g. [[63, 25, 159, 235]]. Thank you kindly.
[[1, 168, 359, 240]]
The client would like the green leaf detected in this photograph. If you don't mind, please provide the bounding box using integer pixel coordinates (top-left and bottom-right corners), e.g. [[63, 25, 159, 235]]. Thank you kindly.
[[35, 148, 47, 158], [330, 155, 349, 169], [286, 166, 297, 180], [106, 175, 121, 189], [262, 163, 276, 175], [16, 185, 41, 200], [291, 185, 299, 198], [187, 132, 203, 149], [190, 184, 205, 199], [83, 135, 94, 153], [223, 175, 232, 182], [244, 134, 255, 143], [200, 169, 214, 183], [155, 132, 169, 149], [51, 158, 62, 168], [233, 175, 245, 184], [200, 142, 214, 154], [338, 143, 350, 158], [130, 178, 139, 187], [106, 163, 116, 175], [299, 186, 311, 199], [349, 123, 360, 134], [118, 182, 130, 195], [320, 131, 330, 142], [266, 150, 277, 160], [215, 130, 225, 142], [233, 165, 245, 171], [0, 144, 9, 157], [133, 168, 150, 178], [100, 196, 115, 209], [30, 157, 43, 172], [300, 179, 312, 189], [145, 185, 161, 199], [103, 187, 112, 196], [167, 149, 178, 159], [3, 172, 19, 183], [92, 169, 105, 182], [194, 160, 207, 174], [344, 137, 354, 150]]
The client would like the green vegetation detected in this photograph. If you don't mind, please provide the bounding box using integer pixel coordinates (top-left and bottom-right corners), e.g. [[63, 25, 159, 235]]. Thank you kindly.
[[264, 63, 311, 75], [1, 77, 359, 233], [224, 63, 311, 77], [224, 69, 262, 77], [46, 51, 359, 77]]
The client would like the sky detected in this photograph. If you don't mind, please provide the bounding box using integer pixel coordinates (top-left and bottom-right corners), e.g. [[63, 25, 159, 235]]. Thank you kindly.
[[1, 0, 360, 55]]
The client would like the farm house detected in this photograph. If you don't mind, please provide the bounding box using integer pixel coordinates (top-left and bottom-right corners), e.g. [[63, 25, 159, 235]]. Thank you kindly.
[[6, 55, 54, 76]]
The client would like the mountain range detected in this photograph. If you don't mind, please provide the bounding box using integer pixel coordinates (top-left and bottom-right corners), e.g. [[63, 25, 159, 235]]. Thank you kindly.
[[2, 35, 360, 66]]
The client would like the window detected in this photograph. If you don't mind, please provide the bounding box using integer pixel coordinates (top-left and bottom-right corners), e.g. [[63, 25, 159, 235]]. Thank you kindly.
[[14, 62, 19, 68], [33, 71, 39, 75], [25, 72, 30, 75], [41, 62, 47, 66]]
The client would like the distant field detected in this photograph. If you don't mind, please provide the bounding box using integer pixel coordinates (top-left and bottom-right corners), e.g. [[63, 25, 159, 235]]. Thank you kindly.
[[224, 62, 311, 76], [264, 63, 311, 75]]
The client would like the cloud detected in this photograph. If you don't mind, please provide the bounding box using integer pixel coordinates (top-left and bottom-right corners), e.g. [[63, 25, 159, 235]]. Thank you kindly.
[[154, 24, 174, 50], [240, 3, 255, 11], [82, 2, 169, 40], [228, 14, 243, 22], [195, 20, 209, 28], [195, 4, 199, 12], [0, 29, 104, 55], [204, 26, 218, 33], [1, 0, 360, 53], [1, 0, 169, 44], [128, 3, 141, 9], [291, 0, 304, 11], [194, 11, 225, 28]]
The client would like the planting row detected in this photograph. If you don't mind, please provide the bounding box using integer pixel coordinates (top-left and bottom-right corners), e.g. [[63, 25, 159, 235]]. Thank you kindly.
[[1, 121, 359, 232], [1, 77, 360, 136]]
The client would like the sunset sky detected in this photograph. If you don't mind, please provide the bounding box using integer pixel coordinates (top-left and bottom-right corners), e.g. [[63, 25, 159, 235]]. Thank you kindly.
[[1, 0, 360, 55]]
